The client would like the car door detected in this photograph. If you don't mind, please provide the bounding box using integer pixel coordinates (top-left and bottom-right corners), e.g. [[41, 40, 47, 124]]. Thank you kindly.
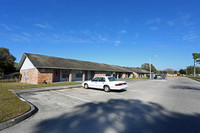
[[90, 77, 99, 88], [96, 77, 105, 89]]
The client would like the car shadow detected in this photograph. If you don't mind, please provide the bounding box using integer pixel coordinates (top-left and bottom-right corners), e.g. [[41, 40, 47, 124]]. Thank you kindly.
[[34, 99, 200, 133], [85, 88, 127, 93], [170, 85, 200, 91], [111, 89, 127, 93]]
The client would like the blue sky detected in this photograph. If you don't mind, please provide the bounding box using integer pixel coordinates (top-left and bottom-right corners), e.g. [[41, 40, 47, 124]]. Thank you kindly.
[[0, 0, 200, 70]]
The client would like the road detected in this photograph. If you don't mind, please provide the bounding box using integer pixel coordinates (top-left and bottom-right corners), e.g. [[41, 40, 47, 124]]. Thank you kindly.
[[1, 77, 200, 133]]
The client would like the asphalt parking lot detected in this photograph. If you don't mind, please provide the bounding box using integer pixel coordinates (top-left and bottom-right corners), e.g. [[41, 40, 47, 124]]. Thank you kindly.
[[2, 77, 200, 133]]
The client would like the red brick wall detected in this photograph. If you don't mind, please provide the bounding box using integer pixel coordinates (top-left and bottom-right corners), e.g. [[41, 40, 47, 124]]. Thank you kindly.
[[20, 68, 53, 84], [20, 69, 38, 84], [38, 68, 53, 84]]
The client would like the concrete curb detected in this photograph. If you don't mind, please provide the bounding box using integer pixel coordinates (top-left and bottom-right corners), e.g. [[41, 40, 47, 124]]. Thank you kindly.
[[11, 84, 82, 94], [0, 93, 38, 131], [0, 84, 82, 131]]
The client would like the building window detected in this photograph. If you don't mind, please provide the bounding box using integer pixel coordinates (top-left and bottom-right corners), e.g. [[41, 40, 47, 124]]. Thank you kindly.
[[76, 71, 82, 78], [24, 71, 28, 79], [106, 72, 111, 76], [62, 70, 68, 78], [41, 68, 45, 73]]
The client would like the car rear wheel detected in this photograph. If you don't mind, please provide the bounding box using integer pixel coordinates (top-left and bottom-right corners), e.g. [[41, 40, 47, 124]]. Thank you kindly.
[[84, 83, 89, 89], [104, 85, 110, 92]]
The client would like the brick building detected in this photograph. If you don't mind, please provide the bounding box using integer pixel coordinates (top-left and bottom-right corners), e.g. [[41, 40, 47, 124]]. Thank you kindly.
[[17, 53, 133, 84], [123, 67, 150, 78]]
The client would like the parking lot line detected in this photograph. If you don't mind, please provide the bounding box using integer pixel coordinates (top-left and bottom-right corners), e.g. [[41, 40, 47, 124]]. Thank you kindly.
[[51, 90, 98, 104]]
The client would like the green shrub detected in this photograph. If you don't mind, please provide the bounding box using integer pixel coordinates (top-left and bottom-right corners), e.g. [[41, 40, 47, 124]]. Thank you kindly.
[[11, 72, 21, 78]]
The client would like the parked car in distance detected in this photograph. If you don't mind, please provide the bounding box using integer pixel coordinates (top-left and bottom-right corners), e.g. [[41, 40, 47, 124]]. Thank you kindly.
[[82, 76, 128, 92]]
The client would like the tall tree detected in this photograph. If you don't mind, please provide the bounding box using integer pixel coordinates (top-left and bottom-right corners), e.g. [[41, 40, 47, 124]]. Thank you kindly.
[[179, 69, 186, 74], [141, 63, 157, 73], [192, 53, 200, 77], [164, 68, 174, 73], [186, 66, 200, 75], [0, 48, 16, 75]]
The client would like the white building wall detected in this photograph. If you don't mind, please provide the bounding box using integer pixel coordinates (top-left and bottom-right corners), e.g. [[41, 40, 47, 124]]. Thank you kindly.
[[20, 57, 36, 70]]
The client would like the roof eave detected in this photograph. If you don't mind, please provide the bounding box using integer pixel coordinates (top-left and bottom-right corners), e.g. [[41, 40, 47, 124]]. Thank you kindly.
[[35, 66, 132, 72], [16, 53, 26, 70]]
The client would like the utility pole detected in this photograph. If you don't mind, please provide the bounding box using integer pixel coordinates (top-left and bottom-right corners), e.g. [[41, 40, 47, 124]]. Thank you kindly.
[[149, 57, 151, 79], [194, 59, 196, 77]]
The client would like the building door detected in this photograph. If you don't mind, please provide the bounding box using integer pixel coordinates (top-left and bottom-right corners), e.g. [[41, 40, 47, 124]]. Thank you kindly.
[[91, 71, 95, 80], [53, 69, 60, 82], [119, 72, 122, 78], [85, 71, 88, 80]]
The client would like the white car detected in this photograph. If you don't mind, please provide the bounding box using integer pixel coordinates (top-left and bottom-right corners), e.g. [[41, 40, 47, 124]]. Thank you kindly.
[[82, 76, 128, 92]]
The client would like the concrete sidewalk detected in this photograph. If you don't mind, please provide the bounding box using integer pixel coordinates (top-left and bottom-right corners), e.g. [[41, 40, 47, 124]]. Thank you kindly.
[[10, 84, 82, 94]]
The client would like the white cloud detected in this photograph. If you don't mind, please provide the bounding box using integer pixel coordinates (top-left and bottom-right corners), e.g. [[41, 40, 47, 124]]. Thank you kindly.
[[119, 30, 127, 34], [97, 34, 107, 42], [182, 32, 197, 41], [135, 33, 139, 38], [34, 23, 51, 29], [11, 32, 93, 44], [114, 41, 121, 46], [22, 32, 30, 37], [154, 55, 158, 58], [180, 14, 191, 20], [12, 34, 31, 42], [146, 18, 161, 24], [124, 18, 130, 24], [0, 24, 11, 30], [132, 42, 136, 45], [167, 21, 175, 26], [81, 30, 91, 35], [156, 44, 172, 48], [149, 26, 158, 30]]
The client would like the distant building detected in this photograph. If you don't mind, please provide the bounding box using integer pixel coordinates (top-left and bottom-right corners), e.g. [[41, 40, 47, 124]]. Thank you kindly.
[[123, 67, 150, 78], [167, 73, 177, 77]]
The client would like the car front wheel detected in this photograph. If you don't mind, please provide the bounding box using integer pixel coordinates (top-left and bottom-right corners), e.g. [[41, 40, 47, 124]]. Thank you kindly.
[[84, 83, 89, 89], [104, 85, 110, 92]]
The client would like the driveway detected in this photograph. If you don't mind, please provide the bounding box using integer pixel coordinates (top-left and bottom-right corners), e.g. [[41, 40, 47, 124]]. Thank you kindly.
[[1, 77, 200, 133]]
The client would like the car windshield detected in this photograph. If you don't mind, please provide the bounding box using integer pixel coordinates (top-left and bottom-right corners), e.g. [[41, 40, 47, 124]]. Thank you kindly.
[[108, 77, 118, 81]]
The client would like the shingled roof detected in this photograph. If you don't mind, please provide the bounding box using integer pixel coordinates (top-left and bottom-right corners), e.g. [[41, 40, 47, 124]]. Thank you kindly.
[[123, 67, 150, 74], [17, 53, 132, 72]]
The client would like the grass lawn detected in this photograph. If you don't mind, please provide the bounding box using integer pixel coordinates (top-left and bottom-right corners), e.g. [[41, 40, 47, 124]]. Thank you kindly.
[[0, 82, 81, 123], [188, 76, 200, 81]]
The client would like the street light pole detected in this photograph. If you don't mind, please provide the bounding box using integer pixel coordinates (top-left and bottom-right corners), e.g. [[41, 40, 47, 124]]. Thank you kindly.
[[149, 57, 151, 79]]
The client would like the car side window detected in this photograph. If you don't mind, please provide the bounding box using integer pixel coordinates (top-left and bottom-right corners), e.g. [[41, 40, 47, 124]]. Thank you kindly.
[[92, 77, 99, 82], [98, 77, 105, 82]]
